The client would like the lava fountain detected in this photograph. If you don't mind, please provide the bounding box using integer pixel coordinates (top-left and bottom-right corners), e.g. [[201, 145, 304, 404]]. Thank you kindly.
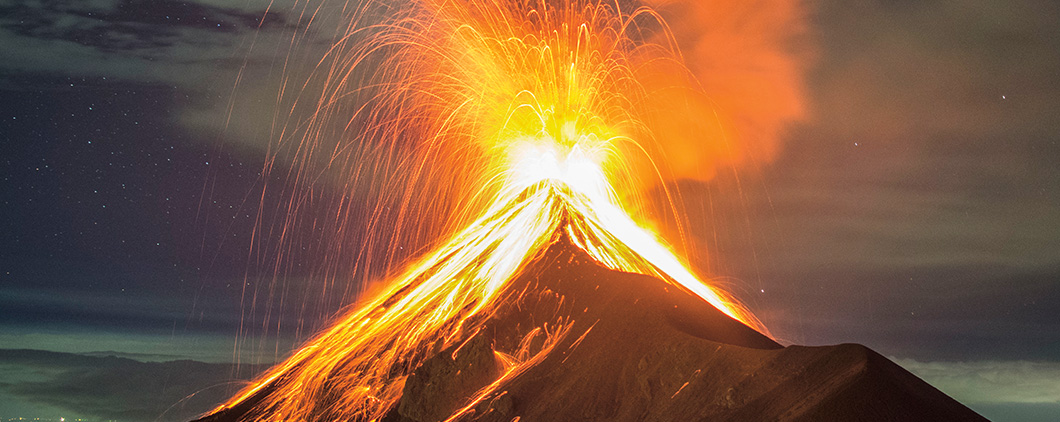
[[205, 0, 806, 420]]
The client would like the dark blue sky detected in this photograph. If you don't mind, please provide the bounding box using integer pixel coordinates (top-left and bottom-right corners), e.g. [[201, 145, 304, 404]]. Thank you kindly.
[[0, 76, 251, 333], [1, 1, 1059, 421]]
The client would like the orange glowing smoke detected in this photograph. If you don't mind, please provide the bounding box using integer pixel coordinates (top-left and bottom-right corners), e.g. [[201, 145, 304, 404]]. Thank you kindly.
[[211, 0, 808, 420], [642, 0, 810, 181]]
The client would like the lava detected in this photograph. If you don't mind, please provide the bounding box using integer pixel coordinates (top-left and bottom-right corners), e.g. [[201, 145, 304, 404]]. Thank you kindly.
[[207, 0, 796, 420], [210, 156, 764, 420]]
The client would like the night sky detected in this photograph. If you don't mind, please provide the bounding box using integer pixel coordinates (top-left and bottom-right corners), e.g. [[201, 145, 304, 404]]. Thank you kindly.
[[2, 1, 1059, 421]]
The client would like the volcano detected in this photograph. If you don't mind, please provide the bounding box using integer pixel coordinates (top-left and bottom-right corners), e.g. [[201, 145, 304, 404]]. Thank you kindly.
[[198, 224, 986, 422], [185, 0, 983, 418]]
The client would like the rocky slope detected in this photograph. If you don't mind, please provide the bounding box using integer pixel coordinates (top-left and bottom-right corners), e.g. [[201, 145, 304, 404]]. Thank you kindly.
[[199, 234, 986, 422]]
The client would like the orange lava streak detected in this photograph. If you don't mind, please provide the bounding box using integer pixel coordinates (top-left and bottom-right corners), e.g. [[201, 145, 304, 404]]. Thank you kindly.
[[212, 178, 764, 420], [211, 0, 794, 420]]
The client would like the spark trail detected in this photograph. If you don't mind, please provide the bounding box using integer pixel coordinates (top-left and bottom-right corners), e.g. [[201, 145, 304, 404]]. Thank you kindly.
[[208, 0, 797, 420]]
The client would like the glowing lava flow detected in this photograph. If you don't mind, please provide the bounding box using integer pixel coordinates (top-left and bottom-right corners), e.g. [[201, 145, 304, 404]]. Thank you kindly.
[[209, 0, 774, 420], [211, 145, 764, 420]]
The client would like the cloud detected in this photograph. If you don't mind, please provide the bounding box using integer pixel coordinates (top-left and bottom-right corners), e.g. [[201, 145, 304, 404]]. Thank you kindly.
[[0, 330, 269, 365], [0, 0, 294, 81], [813, 0, 1060, 140], [898, 358, 1060, 421], [646, 1, 1060, 362], [0, 0, 285, 50], [0, 0, 312, 149], [634, 0, 812, 182], [896, 358, 1060, 405], [0, 348, 269, 421]]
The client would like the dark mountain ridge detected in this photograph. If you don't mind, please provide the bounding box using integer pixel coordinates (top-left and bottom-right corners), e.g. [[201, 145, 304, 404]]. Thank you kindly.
[[198, 230, 987, 422]]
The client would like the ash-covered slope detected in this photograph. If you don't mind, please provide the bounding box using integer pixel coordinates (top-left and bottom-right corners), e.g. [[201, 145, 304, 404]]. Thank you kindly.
[[198, 232, 985, 422], [380, 235, 986, 422]]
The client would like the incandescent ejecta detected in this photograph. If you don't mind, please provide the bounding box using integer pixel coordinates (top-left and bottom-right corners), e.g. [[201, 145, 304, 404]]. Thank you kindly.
[[196, 1, 985, 421]]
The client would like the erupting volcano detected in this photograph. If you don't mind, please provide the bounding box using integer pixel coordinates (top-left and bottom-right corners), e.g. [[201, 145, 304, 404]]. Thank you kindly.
[[198, 0, 986, 420]]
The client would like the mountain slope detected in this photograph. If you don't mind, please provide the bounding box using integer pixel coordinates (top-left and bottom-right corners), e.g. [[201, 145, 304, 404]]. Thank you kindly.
[[199, 232, 985, 421], [377, 234, 986, 422]]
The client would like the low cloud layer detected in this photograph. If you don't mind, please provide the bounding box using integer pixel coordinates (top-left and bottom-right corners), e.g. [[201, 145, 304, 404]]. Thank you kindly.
[[898, 358, 1060, 405], [0, 349, 268, 421], [2, 348, 1057, 422], [897, 358, 1060, 421]]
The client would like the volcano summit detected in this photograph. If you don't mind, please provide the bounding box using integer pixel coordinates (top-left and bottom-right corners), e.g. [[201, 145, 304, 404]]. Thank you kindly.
[[197, 183, 985, 422], [191, 2, 984, 418]]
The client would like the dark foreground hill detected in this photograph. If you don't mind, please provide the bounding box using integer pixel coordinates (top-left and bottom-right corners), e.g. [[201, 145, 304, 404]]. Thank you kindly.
[[198, 234, 987, 422]]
